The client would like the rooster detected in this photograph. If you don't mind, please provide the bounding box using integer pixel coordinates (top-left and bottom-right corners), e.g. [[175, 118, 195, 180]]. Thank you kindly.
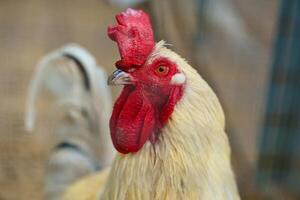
[[62, 9, 240, 200]]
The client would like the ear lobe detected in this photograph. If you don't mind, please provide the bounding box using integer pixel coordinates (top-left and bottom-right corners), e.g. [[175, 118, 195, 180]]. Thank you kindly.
[[159, 86, 184, 126], [171, 73, 186, 85]]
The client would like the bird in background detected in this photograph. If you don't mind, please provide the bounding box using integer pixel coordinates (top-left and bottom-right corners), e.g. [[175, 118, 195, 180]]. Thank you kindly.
[[60, 8, 240, 200], [24, 44, 115, 200]]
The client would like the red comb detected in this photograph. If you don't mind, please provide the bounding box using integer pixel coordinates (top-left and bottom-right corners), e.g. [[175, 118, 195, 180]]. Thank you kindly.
[[108, 8, 155, 71]]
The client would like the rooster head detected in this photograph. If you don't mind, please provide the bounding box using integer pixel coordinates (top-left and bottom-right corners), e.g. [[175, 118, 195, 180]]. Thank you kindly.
[[107, 8, 186, 154]]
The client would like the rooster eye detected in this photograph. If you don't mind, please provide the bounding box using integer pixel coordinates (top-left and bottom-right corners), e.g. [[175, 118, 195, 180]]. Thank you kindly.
[[155, 66, 169, 76]]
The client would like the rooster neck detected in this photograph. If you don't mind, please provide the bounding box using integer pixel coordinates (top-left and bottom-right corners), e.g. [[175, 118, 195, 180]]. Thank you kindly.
[[100, 87, 239, 199]]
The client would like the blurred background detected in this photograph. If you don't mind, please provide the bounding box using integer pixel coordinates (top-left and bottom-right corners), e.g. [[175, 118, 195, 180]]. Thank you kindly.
[[0, 0, 299, 199]]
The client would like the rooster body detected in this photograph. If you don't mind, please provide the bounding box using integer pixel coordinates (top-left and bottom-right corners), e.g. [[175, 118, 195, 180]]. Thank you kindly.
[[63, 40, 239, 199]]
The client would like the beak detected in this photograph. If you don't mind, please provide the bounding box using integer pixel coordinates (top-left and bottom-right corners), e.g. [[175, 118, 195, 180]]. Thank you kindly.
[[107, 69, 133, 85]]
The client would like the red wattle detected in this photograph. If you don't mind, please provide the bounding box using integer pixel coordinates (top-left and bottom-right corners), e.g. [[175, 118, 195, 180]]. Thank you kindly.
[[110, 86, 155, 154]]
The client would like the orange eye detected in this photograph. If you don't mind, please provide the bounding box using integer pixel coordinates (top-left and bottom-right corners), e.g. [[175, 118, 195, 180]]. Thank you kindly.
[[155, 66, 169, 76]]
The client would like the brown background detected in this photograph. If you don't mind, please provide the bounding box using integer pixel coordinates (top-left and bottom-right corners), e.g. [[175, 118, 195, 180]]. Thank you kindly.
[[0, 1, 122, 199], [0, 0, 282, 199]]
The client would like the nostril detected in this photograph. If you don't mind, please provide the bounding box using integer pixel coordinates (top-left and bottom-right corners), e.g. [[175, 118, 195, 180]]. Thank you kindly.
[[108, 69, 133, 85], [113, 69, 124, 78]]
